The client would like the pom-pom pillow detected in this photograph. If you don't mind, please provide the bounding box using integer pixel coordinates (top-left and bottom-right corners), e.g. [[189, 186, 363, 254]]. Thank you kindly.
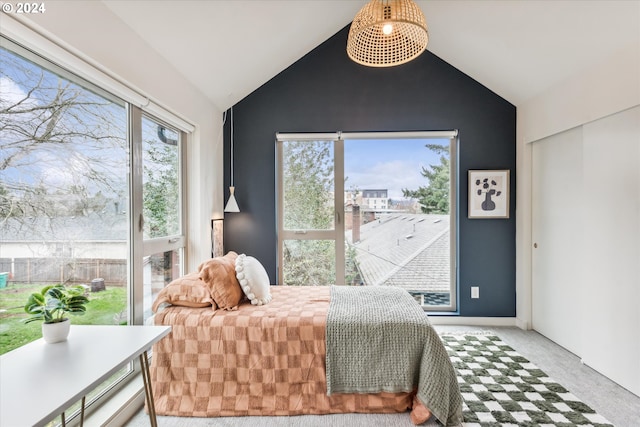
[[151, 272, 216, 313], [235, 254, 272, 306], [198, 251, 243, 310]]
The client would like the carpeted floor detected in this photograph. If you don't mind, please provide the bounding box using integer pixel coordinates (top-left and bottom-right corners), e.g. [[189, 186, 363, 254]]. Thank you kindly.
[[125, 330, 624, 427]]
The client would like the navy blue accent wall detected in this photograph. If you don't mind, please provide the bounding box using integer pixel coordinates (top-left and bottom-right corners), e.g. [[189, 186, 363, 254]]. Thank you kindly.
[[223, 26, 516, 316]]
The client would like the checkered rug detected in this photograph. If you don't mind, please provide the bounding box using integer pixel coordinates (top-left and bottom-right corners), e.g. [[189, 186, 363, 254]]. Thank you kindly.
[[440, 334, 614, 427], [424, 292, 450, 306], [408, 292, 451, 306]]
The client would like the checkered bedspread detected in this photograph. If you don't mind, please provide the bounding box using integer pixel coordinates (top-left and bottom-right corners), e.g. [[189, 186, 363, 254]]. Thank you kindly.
[[150, 286, 436, 424]]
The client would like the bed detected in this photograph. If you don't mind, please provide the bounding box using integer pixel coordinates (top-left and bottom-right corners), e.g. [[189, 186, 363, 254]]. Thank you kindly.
[[148, 253, 463, 426]]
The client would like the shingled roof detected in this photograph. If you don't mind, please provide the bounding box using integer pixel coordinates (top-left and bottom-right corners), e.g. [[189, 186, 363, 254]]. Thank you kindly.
[[1, 213, 127, 242], [346, 213, 450, 293]]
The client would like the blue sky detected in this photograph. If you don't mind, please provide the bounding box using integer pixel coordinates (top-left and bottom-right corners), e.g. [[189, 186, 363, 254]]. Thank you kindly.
[[344, 138, 449, 199]]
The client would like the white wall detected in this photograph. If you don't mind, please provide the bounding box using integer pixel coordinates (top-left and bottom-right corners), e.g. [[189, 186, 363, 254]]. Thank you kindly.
[[516, 31, 640, 395], [3, 3, 224, 272]]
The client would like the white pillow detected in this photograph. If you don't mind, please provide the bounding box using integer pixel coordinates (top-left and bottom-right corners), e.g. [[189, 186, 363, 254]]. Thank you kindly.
[[235, 254, 272, 305]]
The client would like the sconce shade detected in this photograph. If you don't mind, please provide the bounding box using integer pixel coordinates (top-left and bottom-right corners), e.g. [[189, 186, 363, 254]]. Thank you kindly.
[[347, 0, 428, 67], [224, 186, 240, 213]]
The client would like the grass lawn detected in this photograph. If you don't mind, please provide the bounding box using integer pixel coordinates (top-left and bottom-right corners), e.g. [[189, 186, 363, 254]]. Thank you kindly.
[[0, 283, 127, 355]]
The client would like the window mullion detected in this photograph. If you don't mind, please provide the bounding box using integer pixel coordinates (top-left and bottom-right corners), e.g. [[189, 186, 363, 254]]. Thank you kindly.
[[335, 139, 345, 285], [129, 105, 144, 326]]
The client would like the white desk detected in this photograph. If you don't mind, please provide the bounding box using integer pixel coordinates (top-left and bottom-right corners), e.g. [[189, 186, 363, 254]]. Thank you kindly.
[[0, 325, 171, 427]]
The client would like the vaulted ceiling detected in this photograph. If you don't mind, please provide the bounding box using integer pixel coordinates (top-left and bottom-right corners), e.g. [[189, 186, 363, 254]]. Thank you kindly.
[[103, 0, 640, 111]]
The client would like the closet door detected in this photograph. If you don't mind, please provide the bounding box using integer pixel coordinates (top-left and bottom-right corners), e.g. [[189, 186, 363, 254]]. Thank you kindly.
[[531, 127, 584, 355], [580, 106, 640, 395]]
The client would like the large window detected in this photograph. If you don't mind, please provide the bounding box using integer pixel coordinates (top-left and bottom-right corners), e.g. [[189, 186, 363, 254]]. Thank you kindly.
[[0, 37, 187, 420], [276, 132, 457, 311]]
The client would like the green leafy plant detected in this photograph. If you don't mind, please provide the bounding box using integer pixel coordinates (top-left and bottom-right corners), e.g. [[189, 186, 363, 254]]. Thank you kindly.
[[23, 285, 89, 324]]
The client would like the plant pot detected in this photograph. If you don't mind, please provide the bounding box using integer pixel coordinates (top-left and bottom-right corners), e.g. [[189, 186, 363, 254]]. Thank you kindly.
[[42, 319, 70, 344]]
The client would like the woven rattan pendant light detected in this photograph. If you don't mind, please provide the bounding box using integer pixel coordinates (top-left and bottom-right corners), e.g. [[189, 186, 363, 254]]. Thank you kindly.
[[347, 0, 428, 67]]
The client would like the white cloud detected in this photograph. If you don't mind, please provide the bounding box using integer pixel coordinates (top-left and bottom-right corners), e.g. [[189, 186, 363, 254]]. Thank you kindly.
[[0, 76, 34, 107]]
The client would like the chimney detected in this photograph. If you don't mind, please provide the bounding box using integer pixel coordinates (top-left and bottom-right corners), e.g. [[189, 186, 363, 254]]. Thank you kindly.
[[352, 205, 361, 243]]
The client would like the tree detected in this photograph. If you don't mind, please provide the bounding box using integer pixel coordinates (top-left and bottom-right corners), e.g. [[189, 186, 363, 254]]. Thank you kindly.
[[402, 143, 450, 214], [282, 140, 335, 285], [142, 133, 179, 239], [282, 141, 333, 230], [0, 46, 127, 237], [1, 47, 178, 240]]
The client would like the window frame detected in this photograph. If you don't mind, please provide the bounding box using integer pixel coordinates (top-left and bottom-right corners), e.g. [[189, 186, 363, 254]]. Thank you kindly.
[[131, 109, 188, 325], [276, 131, 458, 311]]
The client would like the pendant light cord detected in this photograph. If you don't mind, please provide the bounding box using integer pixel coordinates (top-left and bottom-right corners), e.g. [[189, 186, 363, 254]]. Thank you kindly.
[[230, 106, 234, 187]]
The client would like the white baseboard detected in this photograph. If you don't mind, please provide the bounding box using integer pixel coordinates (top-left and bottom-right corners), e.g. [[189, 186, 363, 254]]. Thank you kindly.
[[429, 316, 518, 327], [515, 317, 531, 330]]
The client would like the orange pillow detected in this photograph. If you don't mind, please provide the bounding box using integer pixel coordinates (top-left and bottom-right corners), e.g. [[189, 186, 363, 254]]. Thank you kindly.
[[151, 272, 216, 313], [198, 251, 243, 310]]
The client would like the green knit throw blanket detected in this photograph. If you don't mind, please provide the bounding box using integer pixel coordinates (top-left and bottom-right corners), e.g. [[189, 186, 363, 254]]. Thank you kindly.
[[325, 286, 463, 426]]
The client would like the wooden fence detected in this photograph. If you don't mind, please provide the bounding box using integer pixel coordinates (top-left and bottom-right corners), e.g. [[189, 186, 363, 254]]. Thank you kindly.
[[0, 258, 126, 286]]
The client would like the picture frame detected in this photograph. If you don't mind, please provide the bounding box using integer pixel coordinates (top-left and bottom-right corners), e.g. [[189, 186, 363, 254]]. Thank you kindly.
[[468, 169, 510, 219], [211, 218, 224, 257]]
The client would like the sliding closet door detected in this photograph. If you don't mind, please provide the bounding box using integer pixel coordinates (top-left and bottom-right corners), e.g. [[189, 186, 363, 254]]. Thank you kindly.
[[531, 127, 584, 355], [580, 106, 640, 395]]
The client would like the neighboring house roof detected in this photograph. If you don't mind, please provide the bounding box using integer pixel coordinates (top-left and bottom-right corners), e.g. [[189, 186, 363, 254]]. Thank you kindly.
[[1, 213, 127, 242], [346, 213, 449, 292]]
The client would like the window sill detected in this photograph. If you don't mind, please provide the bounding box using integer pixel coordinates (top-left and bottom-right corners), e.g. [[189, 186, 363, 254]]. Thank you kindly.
[[84, 374, 145, 427]]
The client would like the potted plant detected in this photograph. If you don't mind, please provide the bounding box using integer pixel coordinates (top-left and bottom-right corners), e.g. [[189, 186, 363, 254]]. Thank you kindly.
[[24, 284, 89, 343]]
